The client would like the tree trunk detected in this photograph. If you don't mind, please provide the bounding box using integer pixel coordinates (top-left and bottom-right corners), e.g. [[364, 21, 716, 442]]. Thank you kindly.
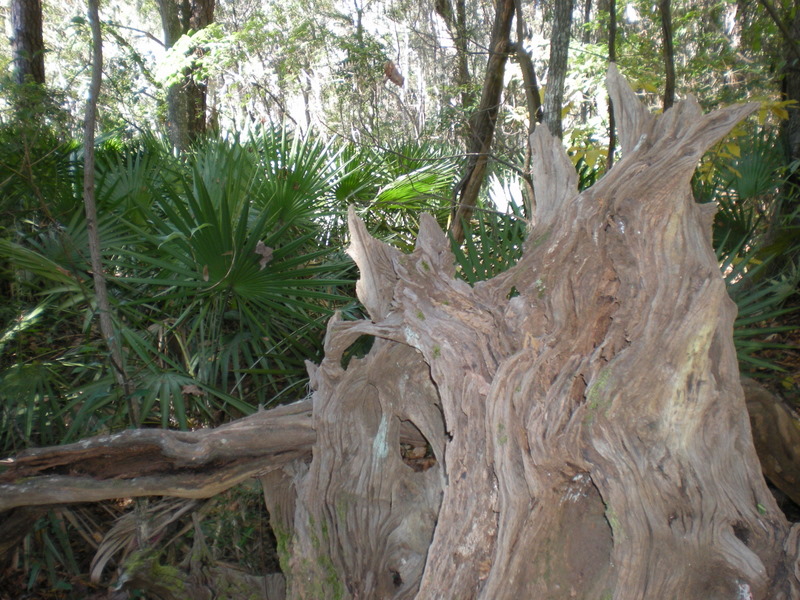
[[264, 66, 798, 599], [659, 0, 676, 111], [82, 0, 134, 414], [607, 0, 617, 168], [155, 0, 215, 151], [542, 0, 573, 139], [3, 69, 800, 599], [512, 0, 541, 220], [449, 0, 515, 243], [434, 0, 476, 116], [774, 0, 800, 168], [10, 0, 45, 85]]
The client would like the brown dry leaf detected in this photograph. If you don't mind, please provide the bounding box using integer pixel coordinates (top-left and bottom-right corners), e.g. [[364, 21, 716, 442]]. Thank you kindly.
[[255, 240, 273, 270], [477, 559, 492, 580], [202, 265, 209, 281], [181, 384, 204, 396], [406, 446, 427, 459], [384, 60, 404, 87]]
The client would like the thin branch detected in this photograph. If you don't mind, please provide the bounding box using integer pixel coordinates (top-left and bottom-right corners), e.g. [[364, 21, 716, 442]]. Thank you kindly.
[[105, 20, 165, 47], [82, 0, 136, 418]]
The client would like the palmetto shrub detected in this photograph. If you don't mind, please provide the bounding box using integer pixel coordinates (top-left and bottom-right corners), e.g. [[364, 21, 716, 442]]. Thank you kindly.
[[0, 127, 357, 449]]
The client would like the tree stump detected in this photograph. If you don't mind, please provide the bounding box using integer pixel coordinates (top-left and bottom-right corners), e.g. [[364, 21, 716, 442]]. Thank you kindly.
[[261, 66, 800, 599]]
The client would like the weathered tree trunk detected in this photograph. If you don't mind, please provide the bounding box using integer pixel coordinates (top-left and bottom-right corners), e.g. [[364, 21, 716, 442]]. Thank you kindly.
[[10, 0, 45, 85], [155, 0, 215, 151], [262, 66, 800, 599], [2, 69, 800, 599]]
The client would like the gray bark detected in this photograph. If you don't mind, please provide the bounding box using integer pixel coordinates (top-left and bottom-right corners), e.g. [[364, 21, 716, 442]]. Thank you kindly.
[[660, 0, 676, 110], [10, 0, 45, 85], [155, 0, 215, 151], [542, 0, 573, 139], [265, 67, 798, 598], [82, 0, 134, 415]]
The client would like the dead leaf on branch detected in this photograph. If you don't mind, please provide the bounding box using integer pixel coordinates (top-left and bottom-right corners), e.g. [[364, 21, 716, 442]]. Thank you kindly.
[[384, 60, 404, 87], [181, 384, 204, 397], [255, 241, 273, 270]]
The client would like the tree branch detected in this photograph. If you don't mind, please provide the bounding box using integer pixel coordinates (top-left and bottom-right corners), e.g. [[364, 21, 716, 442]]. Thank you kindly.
[[83, 0, 135, 417], [0, 399, 430, 512], [449, 0, 515, 243]]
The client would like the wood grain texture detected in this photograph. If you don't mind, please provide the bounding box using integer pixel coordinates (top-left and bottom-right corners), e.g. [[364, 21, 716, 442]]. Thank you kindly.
[[2, 68, 799, 599]]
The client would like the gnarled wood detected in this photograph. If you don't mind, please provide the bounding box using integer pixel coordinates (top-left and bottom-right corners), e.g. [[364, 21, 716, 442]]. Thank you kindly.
[[2, 67, 800, 599], [0, 400, 313, 511], [0, 399, 431, 512], [265, 65, 799, 599], [745, 378, 800, 507]]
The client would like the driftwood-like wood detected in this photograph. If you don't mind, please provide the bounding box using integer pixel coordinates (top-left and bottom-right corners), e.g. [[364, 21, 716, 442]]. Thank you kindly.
[[2, 67, 800, 598], [0, 400, 314, 511], [262, 65, 800, 599], [0, 400, 429, 512], [745, 378, 800, 507]]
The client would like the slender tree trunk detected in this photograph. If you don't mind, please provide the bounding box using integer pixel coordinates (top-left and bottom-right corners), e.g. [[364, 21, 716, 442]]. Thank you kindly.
[[659, 0, 676, 111], [513, 0, 540, 220], [756, 0, 800, 245], [542, 0, 573, 138], [10, 0, 45, 85], [449, 0, 515, 243], [607, 0, 617, 168], [779, 1, 800, 166], [434, 0, 477, 129], [82, 0, 135, 419], [155, 0, 215, 151], [580, 0, 592, 123]]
